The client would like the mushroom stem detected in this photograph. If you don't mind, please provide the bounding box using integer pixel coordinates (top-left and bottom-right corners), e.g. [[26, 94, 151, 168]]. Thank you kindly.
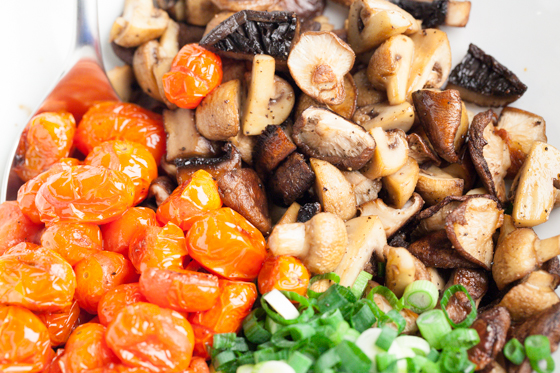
[[538, 235, 560, 264], [267, 223, 308, 257]]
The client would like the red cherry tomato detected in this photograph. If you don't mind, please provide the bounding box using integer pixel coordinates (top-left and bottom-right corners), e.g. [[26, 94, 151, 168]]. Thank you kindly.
[[74, 102, 165, 164], [162, 44, 222, 109], [36, 300, 80, 347], [258, 255, 310, 296], [0, 201, 42, 255], [100, 207, 158, 256], [97, 283, 147, 326], [40, 222, 103, 266], [186, 208, 266, 281], [35, 165, 135, 224]]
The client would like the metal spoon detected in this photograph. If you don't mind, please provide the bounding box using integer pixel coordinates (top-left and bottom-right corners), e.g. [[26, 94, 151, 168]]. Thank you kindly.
[[0, 0, 119, 202]]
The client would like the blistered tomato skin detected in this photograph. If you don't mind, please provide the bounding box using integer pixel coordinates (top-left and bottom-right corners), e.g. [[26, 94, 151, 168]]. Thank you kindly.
[[139, 268, 220, 313], [157, 170, 222, 231], [74, 251, 138, 314], [58, 323, 120, 373], [74, 102, 166, 164], [85, 140, 158, 204], [97, 283, 147, 326], [258, 255, 310, 296], [0, 243, 76, 312], [105, 302, 195, 373], [35, 165, 135, 225], [162, 44, 223, 109], [185, 357, 210, 373], [0, 306, 52, 373], [36, 300, 80, 346], [41, 222, 103, 266], [129, 222, 189, 273], [0, 201, 43, 255], [191, 324, 214, 360], [14, 111, 76, 182], [186, 208, 266, 281], [101, 207, 158, 256]]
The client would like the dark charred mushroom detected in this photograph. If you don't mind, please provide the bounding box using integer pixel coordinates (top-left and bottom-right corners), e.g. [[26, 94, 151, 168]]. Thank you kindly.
[[268, 152, 315, 206], [352, 102, 415, 132], [446, 44, 527, 107], [217, 168, 272, 235], [389, 0, 471, 28], [443, 268, 489, 325], [253, 124, 297, 180], [467, 307, 511, 371], [148, 176, 177, 207], [407, 230, 479, 269], [293, 107, 376, 171], [406, 133, 441, 167], [175, 143, 242, 184], [296, 202, 321, 223], [415, 165, 465, 206]]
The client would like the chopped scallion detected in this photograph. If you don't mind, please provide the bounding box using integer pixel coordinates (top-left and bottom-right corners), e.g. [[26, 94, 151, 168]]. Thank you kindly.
[[351, 271, 373, 298], [504, 338, 526, 365], [402, 280, 438, 313], [367, 286, 402, 311], [287, 351, 314, 373], [243, 309, 271, 344], [316, 284, 357, 313], [440, 284, 477, 328], [439, 328, 480, 350], [375, 326, 398, 351], [416, 309, 452, 350]]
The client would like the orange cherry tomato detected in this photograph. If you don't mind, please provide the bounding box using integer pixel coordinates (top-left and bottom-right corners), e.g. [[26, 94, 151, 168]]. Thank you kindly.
[[0, 306, 52, 373], [156, 170, 222, 231], [42, 349, 64, 373], [74, 102, 165, 164], [74, 251, 138, 314], [0, 243, 75, 312], [258, 255, 310, 296], [162, 44, 222, 109], [191, 324, 214, 360], [139, 268, 220, 313], [40, 222, 103, 266], [97, 283, 147, 326], [186, 208, 266, 281], [185, 357, 210, 373], [58, 323, 120, 373], [36, 300, 80, 347], [105, 302, 195, 373], [35, 165, 135, 225], [0, 201, 42, 255], [14, 111, 76, 182], [85, 140, 158, 205], [100, 207, 158, 256], [129, 222, 188, 273]]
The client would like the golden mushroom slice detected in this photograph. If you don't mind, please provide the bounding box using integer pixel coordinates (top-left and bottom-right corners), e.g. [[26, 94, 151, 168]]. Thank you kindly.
[[383, 157, 420, 209], [353, 102, 415, 133], [353, 70, 387, 107], [342, 171, 382, 206], [406, 133, 441, 167], [386, 246, 434, 298], [242, 55, 276, 136], [415, 165, 464, 206], [211, 0, 277, 11], [415, 196, 466, 235], [361, 128, 409, 180], [445, 195, 504, 270], [110, 0, 170, 48], [185, 0, 219, 26]]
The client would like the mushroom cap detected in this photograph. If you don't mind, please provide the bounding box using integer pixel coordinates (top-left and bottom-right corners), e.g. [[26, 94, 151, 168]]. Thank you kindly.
[[110, 0, 170, 48], [353, 102, 415, 133], [288, 31, 355, 105], [415, 165, 464, 206], [305, 212, 348, 274], [406, 133, 441, 167], [408, 230, 479, 269]]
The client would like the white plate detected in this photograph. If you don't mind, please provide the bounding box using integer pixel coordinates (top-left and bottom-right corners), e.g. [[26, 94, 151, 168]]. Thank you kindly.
[[1, 0, 559, 367]]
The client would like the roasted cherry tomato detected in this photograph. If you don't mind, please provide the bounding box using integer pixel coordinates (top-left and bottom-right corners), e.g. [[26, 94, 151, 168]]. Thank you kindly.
[[185, 357, 210, 373], [0, 201, 42, 255], [258, 255, 310, 296], [186, 208, 266, 281], [40, 222, 103, 266], [74, 251, 138, 314], [100, 207, 158, 256], [42, 349, 64, 373], [85, 140, 157, 205], [105, 302, 195, 373], [156, 170, 222, 231], [0, 243, 75, 312], [74, 102, 165, 164], [14, 111, 76, 182], [97, 283, 147, 326], [139, 268, 220, 313], [36, 300, 80, 347], [129, 222, 188, 273], [191, 324, 214, 360], [58, 323, 120, 373], [35, 165, 135, 224], [162, 44, 222, 109]]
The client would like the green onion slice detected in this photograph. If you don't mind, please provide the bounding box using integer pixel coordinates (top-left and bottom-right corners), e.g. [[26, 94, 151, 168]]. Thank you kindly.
[[402, 280, 438, 313], [314, 348, 340, 371], [375, 326, 398, 351], [439, 328, 481, 350], [351, 271, 373, 299], [378, 309, 406, 335], [525, 335, 552, 361], [440, 348, 471, 373], [440, 284, 477, 328], [287, 351, 313, 373], [416, 309, 452, 350], [350, 301, 377, 333], [376, 352, 397, 372], [504, 338, 526, 365], [243, 309, 272, 344], [530, 355, 555, 373], [271, 324, 316, 348], [316, 284, 357, 313], [309, 272, 340, 285], [261, 294, 314, 326], [335, 340, 373, 373], [367, 286, 403, 311]]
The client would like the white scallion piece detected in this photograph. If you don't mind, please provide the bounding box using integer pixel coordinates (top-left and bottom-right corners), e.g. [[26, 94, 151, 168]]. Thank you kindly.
[[263, 289, 300, 320]]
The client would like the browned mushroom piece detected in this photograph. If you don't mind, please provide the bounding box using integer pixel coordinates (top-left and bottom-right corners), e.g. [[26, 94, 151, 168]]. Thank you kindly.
[[383, 157, 420, 209], [296, 202, 322, 223], [407, 230, 479, 269], [441, 148, 478, 192], [221, 58, 247, 83], [352, 102, 415, 133], [293, 107, 376, 171], [111, 41, 136, 65], [148, 176, 177, 207], [110, 0, 170, 48], [361, 128, 408, 180], [277, 0, 326, 19], [353, 70, 387, 107], [107, 65, 135, 102], [415, 165, 465, 206], [252, 124, 297, 180], [175, 143, 242, 184], [412, 89, 467, 164], [542, 256, 560, 281], [268, 152, 315, 206], [443, 268, 489, 325], [210, 0, 278, 11], [406, 133, 441, 167], [467, 307, 511, 371], [415, 195, 466, 235], [445, 195, 503, 270], [229, 131, 256, 165], [184, 0, 220, 26], [342, 171, 382, 206], [217, 168, 271, 235], [275, 202, 301, 225]]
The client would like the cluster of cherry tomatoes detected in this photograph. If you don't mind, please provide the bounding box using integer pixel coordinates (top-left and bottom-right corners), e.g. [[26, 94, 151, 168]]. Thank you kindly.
[[0, 97, 311, 372]]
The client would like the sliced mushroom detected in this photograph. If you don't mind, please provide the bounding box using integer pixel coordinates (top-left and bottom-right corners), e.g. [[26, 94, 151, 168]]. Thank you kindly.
[[446, 44, 527, 107], [253, 125, 297, 179], [441, 148, 477, 192], [175, 143, 242, 184], [222, 58, 247, 82], [288, 31, 355, 105], [267, 212, 348, 274], [467, 306, 510, 371], [390, 0, 471, 28], [163, 109, 218, 162], [228, 130, 256, 165], [107, 65, 135, 102], [276, 202, 301, 225], [217, 168, 271, 235], [267, 75, 296, 125], [383, 157, 420, 209], [347, 0, 419, 54], [367, 35, 414, 105], [386, 246, 432, 297], [148, 176, 177, 207], [499, 270, 560, 322], [210, 0, 277, 11], [352, 102, 415, 132], [111, 41, 136, 66], [413, 89, 467, 163], [353, 70, 387, 107], [242, 55, 276, 136], [415, 196, 465, 235], [361, 128, 409, 180], [342, 171, 382, 206], [296, 202, 322, 223], [442, 268, 489, 325], [310, 158, 357, 221], [469, 110, 511, 203], [445, 195, 504, 270], [293, 107, 376, 171], [415, 165, 464, 206], [407, 230, 479, 269], [110, 0, 170, 48], [185, 0, 219, 26], [512, 142, 560, 227], [406, 133, 441, 167], [268, 152, 315, 206], [359, 193, 424, 238]]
